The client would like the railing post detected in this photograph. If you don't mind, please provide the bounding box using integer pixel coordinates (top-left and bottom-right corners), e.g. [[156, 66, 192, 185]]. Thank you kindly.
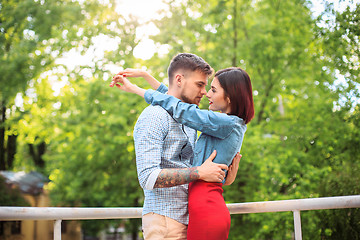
[[293, 210, 302, 240], [54, 219, 62, 240]]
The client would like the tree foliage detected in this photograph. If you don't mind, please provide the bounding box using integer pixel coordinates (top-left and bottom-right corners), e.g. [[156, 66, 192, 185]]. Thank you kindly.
[[149, 0, 360, 239], [1, 0, 110, 170], [45, 75, 145, 237], [1, 0, 144, 237], [2, 0, 359, 239]]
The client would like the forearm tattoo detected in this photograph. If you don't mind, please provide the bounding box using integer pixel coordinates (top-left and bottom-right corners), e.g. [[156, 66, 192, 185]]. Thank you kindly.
[[154, 167, 200, 188]]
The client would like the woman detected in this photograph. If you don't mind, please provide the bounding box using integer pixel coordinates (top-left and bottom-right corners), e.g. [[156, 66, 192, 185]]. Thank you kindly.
[[111, 67, 254, 239]]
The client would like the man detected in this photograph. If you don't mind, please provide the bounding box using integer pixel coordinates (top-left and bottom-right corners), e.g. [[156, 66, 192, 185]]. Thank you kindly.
[[111, 53, 238, 239]]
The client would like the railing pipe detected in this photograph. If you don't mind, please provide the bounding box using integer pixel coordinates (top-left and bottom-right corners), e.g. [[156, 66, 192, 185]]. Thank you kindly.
[[1, 196, 359, 221], [1, 195, 359, 240], [293, 210, 302, 240], [226, 195, 360, 214], [0, 207, 142, 220], [54, 220, 62, 240]]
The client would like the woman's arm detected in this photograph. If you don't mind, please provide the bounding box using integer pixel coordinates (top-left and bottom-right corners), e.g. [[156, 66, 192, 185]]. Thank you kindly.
[[116, 68, 162, 90], [110, 76, 238, 139], [223, 153, 241, 186], [144, 90, 238, 139], [109, 74, 168, 102], [110, 74, 146, 97]]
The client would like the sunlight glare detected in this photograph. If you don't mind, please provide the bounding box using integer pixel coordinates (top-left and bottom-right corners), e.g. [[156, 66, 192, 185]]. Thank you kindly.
[[116, 0, 168, 60]]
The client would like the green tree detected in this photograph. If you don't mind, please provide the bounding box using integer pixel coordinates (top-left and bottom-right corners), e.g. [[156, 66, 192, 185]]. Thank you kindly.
[[45, 74, 145, 238], [39, 8, 145, 237], [315, 2, 360, 239], [4, 0, 359, 239], [149, 0, 360, 239], [9, 77, 58, 173], [1, 0, 145, 238], [0, 0, 121, 170], [318, 2, 359, 83], [0, 0, 78, 169]]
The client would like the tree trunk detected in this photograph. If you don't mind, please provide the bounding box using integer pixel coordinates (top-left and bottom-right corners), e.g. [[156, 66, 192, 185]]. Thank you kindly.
[[257, 72, 275, 124], [232, 0, 238, 66], [6, 134, 17, 169], [28, 142, 46, 169], [0, 101, 6, 170]]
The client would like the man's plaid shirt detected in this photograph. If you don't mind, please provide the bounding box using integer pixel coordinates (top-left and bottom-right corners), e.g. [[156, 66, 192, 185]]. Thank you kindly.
[[133, 103, 196, 225]]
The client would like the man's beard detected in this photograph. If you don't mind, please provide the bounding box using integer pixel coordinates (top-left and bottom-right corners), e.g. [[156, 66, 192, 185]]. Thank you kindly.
[[181, 93, 198, 105]]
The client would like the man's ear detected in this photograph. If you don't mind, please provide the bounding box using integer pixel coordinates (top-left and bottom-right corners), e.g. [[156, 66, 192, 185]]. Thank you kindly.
[[175, 74, 182, 87]]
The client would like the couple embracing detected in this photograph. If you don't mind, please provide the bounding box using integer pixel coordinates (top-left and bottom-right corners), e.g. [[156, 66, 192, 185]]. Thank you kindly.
[[110, 53, 254, 240]]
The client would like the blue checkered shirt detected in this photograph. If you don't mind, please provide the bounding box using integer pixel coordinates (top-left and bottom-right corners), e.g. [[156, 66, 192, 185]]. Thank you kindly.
[[133, 103, 197, 225]]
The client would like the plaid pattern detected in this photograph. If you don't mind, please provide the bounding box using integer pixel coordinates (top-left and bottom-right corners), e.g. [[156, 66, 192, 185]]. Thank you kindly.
[[134, 105, 196, 225]]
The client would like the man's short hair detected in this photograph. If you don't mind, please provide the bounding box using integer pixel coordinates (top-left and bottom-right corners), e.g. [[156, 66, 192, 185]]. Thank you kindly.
[[167, 53, 213, 85]]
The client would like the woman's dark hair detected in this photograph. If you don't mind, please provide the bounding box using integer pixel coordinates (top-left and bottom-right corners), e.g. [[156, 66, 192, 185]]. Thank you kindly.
[[167, 53, 213, 85], [215, 67, 255, 124]]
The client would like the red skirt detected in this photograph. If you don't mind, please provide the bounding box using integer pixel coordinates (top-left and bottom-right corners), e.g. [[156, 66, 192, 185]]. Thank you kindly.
[[187, 180, 231, 240]]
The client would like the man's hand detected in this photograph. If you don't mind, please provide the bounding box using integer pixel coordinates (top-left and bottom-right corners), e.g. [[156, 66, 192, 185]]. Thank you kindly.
[[224, 153, 241, 186], [197, 150, 228, 183], [152, 151, 228, 188]]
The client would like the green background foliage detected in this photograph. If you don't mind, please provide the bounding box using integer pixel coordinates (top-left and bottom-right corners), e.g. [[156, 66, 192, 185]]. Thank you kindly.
[[1, 0, 359, 239]]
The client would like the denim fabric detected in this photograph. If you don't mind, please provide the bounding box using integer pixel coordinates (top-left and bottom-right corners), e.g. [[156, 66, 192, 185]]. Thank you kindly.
[[144, 87, 247, 180]]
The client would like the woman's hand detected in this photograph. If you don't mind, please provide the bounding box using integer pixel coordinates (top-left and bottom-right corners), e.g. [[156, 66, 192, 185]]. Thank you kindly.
[[223, 153, 242, 186], [117, 68, 147, 78], [110, 74, 146, 98], [117, 68, 161, 90], [110, 74, 133, 92]]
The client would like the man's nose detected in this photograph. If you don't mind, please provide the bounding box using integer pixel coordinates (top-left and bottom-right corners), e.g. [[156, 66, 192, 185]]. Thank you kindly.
[[201, 86, 207, 95]]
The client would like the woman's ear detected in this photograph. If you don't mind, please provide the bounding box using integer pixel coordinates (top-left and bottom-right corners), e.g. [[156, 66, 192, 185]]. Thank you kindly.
[[227, 97, 231, 104]]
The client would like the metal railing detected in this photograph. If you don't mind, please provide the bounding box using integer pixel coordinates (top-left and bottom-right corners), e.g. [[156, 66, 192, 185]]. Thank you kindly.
[[1, 195, 360, 240]]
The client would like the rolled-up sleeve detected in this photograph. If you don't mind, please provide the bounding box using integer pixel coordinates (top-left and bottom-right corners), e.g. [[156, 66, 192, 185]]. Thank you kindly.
[[133, 107, 169, 190], [156, 83, 168, 93]]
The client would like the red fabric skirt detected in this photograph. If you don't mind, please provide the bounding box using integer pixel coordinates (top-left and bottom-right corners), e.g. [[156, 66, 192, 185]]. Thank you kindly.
[[187, 180, 231, 240]]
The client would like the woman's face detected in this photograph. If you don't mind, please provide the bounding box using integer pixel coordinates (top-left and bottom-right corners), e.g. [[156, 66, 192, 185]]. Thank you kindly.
[[206, 77, 231, 114]]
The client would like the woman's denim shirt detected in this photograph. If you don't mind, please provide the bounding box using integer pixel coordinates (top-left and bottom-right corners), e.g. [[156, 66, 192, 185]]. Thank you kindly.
[[144, 84, 247, 177]]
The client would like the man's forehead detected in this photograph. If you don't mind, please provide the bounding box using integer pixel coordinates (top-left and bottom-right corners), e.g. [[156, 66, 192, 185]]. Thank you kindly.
[[195, 78, 208, 85], [190, 71, 208, 83]]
